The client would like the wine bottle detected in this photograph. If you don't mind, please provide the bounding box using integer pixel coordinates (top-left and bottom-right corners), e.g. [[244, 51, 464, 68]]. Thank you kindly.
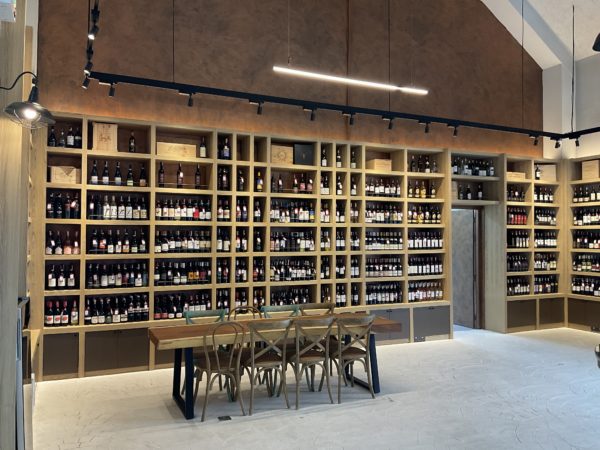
[[129, 131, 136, 152]]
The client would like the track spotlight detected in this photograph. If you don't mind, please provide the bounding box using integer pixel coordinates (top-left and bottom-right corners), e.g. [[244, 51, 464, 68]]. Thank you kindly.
[[425, 123, 430, 134], [533, 136, 539, 146], [453, 125, 458, 137], [84, 61, 93, 76], [187, 94, 193, 107], [108, 83, 115, 97], [575, 137, 580, 147], [310, 109, 316, 121], [349, 113, 355, 126], [555, 139, 561, 149], [257, 101, 263, 115], [88, 24, 99, 41], [82, 76, 90, 89], [388, 119, 394, 130]]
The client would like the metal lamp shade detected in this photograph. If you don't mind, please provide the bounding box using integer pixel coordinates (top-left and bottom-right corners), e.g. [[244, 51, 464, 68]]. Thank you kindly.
[[3, 101, 55, 129]]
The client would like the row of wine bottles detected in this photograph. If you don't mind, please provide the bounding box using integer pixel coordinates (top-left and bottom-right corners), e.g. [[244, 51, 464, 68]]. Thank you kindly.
[[85, 262, 148, 289], [155, 198, 211, 221], [406, 205, 442, 225], [407, 256, 443, 276], [571, 277, 600, 296], [88, 228, 147, 254], [533, 276, 559, 294], [572, 254, 600, 273], [365, 257, 403, 278], [572, 185, 600, 203], [456, 184, 484, 201], [270, 200, 315, 223], [573, 231, 600, 248], [365, 231, 403, 250], [506, 277, 530, 296], [407, 231, 443, 249], [320, 146, 359, 168], [154, 230, 211, 253], [46, 192, 81, 219], [451, 157, 495, 177], [507, 253, 559, 272], [84, 294, 149, 324], [365, 177, 402, 198], [45, 230, 81, 255], [48, 126, 82, 148], [572, 209, 600, 226], [90, 160, 148, 187], [407, 281, 444, 302], [154, 260, 212, 285], [364, 204, 404, 224], [507, 207, 528, 225], [88, 194, 148, 220]]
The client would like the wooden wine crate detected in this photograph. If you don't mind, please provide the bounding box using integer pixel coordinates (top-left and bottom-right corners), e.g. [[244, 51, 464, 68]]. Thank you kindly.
[[270, 144, 293, 164], [582, 160, 599, 180], [156, 142, 197, 158], [506, 171, 526, 181], [49, 166, 81, 184], [365, 158, 392, 171], [538, 164, 557, 182], [92, 122, 118, 152]]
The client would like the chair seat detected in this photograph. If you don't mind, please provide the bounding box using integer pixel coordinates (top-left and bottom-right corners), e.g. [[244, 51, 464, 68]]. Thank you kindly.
[[194, 353, 239, 373], [288, 349, 327, 363], [332, 346, 367, 361], [245, 352, 285, 368]]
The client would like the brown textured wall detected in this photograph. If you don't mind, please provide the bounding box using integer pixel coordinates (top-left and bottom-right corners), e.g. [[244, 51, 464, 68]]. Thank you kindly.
[[37, 0, 543, 156]]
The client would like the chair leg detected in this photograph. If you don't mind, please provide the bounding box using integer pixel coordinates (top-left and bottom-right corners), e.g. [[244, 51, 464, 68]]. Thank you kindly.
[[280, 367, 290, 409], [365, 355, 375, 399], [201, 373, 211, 422], [295, 364, 302, 410], [249, 367, 255, 416], [235, 374, 246, 416], [193, 370, 202, 403], [337, 359, 342, 404], [323, 360, 333, 404]]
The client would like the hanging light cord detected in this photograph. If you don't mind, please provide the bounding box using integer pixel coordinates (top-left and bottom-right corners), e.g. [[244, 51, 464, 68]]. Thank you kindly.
[[521, 0, 524, 129], [172, 0, 175, 83], [0, 71, 37, 90], [388, 0, 391, 112], [287, 0, 291, 65], [571, 3, 575, 133]]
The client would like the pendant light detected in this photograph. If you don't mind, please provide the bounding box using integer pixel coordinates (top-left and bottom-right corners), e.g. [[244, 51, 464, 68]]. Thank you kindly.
[[593, 33, 600, 52], [2, 71, 55, 129]]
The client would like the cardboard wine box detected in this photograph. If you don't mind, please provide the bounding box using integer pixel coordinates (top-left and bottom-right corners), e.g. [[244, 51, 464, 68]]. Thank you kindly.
[[270, 144, 294, 164], [293, 143, 314, 165], [92, 122, 118, 152], [49, 166, 81, 184]]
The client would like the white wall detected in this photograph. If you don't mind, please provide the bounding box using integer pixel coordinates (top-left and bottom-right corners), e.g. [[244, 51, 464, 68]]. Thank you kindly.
[[572, 53, 600, 158]]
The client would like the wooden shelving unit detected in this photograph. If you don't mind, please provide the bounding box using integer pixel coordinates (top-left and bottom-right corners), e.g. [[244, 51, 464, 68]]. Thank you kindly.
[[29, 114, 457, 379], [484, 156, 566, 333], [566, 156, 600, 332]]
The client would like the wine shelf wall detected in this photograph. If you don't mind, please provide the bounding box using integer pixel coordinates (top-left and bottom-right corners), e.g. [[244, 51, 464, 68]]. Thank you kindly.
[[29, 114, 454, 380], [567, 156, 600, 332], [483, 156, 566, 333]]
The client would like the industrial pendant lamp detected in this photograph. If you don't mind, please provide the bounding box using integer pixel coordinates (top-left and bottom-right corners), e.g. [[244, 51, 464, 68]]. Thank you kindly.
[[593, 33, 600, 52], [2, 71, 55, 129]]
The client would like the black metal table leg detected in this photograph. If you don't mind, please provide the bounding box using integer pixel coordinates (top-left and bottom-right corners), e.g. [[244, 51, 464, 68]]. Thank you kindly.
[[344, 332, 380, 394], [172, 347, 195, 420]]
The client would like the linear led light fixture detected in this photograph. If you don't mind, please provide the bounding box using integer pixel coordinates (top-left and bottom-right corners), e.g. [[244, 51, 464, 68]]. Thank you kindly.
[[273, 66, 428, 95], [86, 71, 600, 143]]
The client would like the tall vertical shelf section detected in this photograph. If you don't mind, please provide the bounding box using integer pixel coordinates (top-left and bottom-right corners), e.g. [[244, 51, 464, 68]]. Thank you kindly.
[[567, 156, 600, 331], [485, 156, 565, 332], [29, 114, 454, 380]]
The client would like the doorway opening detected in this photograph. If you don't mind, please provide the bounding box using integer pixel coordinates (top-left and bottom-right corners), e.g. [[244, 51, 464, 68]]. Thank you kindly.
[[451, 208, 484, 329]]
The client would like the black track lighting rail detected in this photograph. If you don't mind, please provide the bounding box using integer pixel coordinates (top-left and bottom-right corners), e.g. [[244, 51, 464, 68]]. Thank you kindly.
[[88, 71, 598, 145]]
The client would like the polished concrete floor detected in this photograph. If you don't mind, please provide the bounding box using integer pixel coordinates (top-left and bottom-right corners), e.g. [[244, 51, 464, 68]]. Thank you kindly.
[[34, 327, 600, 450]]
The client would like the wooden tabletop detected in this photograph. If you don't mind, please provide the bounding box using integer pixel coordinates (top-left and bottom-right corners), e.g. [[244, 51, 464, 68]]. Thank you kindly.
[[149, 313, 401, 351]]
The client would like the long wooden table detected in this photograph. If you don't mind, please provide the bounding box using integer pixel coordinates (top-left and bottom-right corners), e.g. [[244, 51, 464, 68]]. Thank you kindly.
[[149, 313, 401, 420]]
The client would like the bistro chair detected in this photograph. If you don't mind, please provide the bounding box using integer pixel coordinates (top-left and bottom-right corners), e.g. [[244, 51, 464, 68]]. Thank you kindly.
[[288, 315, 335, 409], [228, 305, 263, 321], [194, 321, 247, 421], [299, 302, 335, 316], [184, 309, 226, 324], [245, 318, 293, 414], [261, 304, 301, 318], [181, 309, 225, 396], [326, 314, 376, 403]]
